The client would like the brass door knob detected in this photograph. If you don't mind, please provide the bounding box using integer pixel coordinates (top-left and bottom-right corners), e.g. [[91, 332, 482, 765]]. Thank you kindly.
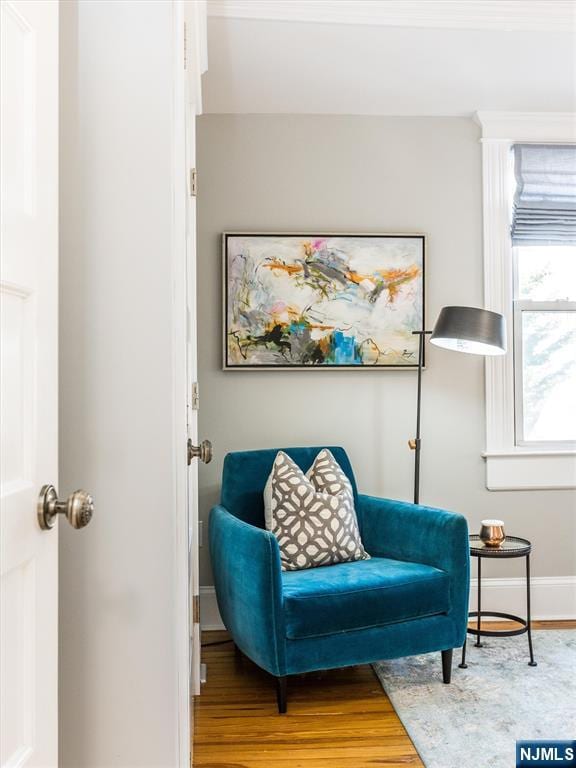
[[38, 485, 94, 530], [188, 439, 212, 465]]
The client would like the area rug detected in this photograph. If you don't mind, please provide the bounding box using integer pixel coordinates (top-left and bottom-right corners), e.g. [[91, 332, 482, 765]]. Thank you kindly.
[[373, 631, 576, 768]]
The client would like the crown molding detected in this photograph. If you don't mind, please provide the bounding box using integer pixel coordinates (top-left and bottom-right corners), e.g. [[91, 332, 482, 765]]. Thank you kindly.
[[475, 111, 576, 141], [207, 1, 575, 32]]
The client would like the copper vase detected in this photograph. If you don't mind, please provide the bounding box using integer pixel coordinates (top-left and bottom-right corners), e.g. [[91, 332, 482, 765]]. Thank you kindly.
[[480, 519, 506, 548]]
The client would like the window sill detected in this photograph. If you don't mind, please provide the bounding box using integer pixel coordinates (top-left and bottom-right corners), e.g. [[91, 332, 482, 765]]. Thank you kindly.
[[483, 451, 576, 491]]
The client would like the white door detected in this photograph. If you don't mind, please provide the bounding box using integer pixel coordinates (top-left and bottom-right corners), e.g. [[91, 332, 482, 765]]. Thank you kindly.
[[182, 0, 208, 700], [1, 1, 59, 765]]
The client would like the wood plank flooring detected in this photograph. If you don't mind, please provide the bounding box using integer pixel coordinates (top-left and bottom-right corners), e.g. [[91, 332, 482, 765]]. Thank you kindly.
[[193, 622, 575, 768]]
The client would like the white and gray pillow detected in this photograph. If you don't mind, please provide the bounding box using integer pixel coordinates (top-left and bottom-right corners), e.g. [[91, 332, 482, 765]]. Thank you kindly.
[[306, 448, 355, 501], [264, 450, 369, 571]]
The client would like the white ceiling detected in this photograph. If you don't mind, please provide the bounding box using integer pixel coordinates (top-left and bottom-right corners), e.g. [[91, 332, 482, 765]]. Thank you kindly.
[[202, 0, 576, 116]]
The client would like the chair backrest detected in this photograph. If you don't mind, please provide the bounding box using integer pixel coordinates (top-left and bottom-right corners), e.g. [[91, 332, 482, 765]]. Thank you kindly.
[[221, 446, 358, 528]]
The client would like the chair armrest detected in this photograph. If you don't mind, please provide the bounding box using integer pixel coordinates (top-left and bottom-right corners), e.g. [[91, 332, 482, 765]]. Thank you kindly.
[[357, 494, 470, 641], [209, 505, 285, 676], [357, 494, 468, 571]]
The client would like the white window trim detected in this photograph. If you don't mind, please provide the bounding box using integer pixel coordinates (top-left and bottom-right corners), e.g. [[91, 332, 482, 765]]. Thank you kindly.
[[474, 111, 576, 490]]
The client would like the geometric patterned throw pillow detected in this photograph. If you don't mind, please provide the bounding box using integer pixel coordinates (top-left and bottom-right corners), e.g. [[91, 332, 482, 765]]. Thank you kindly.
[[264, 450, 370, 571], [306, 448, 355, 504]]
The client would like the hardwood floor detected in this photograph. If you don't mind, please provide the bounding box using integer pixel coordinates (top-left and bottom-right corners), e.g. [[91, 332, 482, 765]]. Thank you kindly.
[[193, 622, 575, 768]]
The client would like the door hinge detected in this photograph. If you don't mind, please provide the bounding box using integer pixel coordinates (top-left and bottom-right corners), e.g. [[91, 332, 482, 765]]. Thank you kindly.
[[189, 168, 197, 197], [191, 382, 199, 410], [192, 594, 200, 625]]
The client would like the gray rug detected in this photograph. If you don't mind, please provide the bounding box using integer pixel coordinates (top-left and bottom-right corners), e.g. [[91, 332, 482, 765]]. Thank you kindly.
[[373, 631, 576, 768]]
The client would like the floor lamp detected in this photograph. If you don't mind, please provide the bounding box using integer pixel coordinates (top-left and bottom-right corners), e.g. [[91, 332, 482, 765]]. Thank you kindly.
[[410, 306, 506, 505]]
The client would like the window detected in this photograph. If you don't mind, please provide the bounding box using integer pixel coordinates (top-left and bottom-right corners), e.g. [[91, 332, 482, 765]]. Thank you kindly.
[[511, 144, 576, 449], [475, 113, 576, 490], [513, 246, 576, 446]]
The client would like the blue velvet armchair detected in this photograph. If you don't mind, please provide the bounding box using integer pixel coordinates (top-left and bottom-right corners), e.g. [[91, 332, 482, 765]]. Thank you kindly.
[[209, 447, 470, 713]]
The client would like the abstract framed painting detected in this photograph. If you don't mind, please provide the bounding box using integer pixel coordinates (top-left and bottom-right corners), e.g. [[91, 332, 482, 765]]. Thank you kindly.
[[223, 232, 426, 370]]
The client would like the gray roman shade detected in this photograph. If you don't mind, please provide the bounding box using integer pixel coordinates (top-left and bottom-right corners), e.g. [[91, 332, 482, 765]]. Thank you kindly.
[[512, 143, 576, 245]]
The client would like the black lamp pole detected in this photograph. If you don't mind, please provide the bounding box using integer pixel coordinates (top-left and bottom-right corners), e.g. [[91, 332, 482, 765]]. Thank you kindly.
[[411, 330, 432, 505], [409, 306, 507, 507]]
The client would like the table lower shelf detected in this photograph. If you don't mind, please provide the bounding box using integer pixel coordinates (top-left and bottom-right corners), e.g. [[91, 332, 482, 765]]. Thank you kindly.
[[466, 610, 528, 638]]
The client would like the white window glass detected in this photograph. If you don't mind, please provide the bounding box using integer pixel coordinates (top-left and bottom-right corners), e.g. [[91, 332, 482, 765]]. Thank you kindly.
[[516, 246, 576, 301], [514, 246, 576, 447], [519, 309, 576, 443]]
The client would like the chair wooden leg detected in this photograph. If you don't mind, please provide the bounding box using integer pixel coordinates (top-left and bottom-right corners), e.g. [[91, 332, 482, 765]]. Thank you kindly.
[[276, 676, 287, 714], [442, 649, 453, 684]]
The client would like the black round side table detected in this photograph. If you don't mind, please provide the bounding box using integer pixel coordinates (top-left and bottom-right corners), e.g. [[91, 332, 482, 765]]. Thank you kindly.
[[459, 534, 537, 669]]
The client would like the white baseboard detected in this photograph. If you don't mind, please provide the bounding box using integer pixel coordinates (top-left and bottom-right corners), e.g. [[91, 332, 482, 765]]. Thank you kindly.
[[200, 586, 225, 630], [468, 576, 576, 621], [199, 576, 576, 631]]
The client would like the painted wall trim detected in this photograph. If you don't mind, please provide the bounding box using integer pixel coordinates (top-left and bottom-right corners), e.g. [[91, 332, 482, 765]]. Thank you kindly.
[[476, 112, 576, 490], [484, 452, 576, 490], [200, 586, 225, 631], [468, 576, 576, 621], [172, 2, 191, 765], [474, 112, 576, 142], [200, 577, 576, 631], [207, 1, 574, 32]]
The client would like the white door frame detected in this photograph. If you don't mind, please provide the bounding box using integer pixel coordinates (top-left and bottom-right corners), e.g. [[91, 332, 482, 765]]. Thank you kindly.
[[172, 1, 191, 762], [172, 1, 207, 764]]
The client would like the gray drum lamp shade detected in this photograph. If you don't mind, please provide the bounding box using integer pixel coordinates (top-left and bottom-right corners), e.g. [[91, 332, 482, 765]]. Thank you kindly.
[[512, 144, 576, 245], [430, 306, 506, 356]]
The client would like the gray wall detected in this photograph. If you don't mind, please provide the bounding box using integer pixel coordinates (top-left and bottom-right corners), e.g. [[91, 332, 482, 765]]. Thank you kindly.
[[59, 2, 179, 765], [197, 114, 575, 583]]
